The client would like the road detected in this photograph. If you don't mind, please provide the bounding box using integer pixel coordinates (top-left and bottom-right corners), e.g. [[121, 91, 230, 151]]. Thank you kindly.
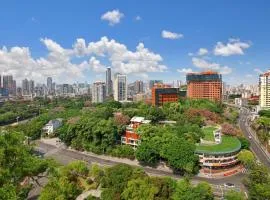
[[35, 141, 246, 191], [239, 107, 270, 168]]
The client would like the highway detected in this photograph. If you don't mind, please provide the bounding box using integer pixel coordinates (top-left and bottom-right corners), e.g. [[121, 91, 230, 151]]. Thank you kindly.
[[239, 107, 270, 168]]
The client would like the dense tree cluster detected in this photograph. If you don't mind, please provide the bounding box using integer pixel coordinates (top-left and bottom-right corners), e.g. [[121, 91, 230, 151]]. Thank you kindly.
[[0, 131, 52, 200], [244, 163, 270, 200], [40, 162, 216, 200]]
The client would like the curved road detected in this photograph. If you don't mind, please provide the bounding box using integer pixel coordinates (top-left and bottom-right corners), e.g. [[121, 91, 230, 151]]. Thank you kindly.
[[36, 141, 246, 186], [239, 107, 270, 168]]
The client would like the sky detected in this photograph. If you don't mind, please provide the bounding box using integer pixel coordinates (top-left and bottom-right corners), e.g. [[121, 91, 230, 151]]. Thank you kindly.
[[0, 0, 269, 85]]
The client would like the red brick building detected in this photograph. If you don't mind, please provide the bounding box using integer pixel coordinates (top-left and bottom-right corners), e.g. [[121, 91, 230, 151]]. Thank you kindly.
[[151, 83, 179, 106], [186, 71, 222, 101], [121, 116, 151, 148]]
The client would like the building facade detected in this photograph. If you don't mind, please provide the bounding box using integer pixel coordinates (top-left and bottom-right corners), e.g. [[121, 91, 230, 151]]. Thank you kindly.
[[134, 80, 144, 94], [151, 84, 179, 106], [92, 81, 106, 103], [106, 67, 113, 97], [259, 71, 270, 109], [186, 71, 222, 101], [121, 116, 151, 148], [113, 74, 127, 102]]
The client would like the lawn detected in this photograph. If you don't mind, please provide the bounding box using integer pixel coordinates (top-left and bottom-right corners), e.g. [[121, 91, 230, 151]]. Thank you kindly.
[[202, 126, 217, 141], [196, 135, 241, 154]]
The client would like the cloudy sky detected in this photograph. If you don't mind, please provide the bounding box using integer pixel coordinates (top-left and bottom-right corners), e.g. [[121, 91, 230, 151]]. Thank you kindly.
[[0, 0, 269, 85]]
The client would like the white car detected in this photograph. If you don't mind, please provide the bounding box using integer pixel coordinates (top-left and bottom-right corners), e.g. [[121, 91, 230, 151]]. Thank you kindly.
[[224, 183, 235, 188], [248, 135, 252, 139]]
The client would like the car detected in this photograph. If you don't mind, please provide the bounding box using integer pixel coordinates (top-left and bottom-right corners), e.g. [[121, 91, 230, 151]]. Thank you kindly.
[[248, 135, 252, 139], [224, 183, 235, 188]]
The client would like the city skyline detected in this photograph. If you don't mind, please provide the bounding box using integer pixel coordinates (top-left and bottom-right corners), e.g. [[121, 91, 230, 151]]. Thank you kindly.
[[0, 1, 269, 85]]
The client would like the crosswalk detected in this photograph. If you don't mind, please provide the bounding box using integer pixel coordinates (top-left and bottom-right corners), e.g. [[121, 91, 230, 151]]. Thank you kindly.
[[241, 167, 249, 174]]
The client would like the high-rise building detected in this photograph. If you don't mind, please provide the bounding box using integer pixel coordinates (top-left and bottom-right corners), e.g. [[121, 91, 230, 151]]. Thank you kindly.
[[113, 74, 127, 102], [3, 75, 15, 95], [22, 79, 30, 96], [106, 67, 113, 97], [259, 71, 270, 109], [186, 71, 222, 101], [151, 83, 179, 106], [92, 81, 106, 103], [134, 80, 144, 94], [0, 75, 1, 88], [29, 80, 35, 95], [47, 77, 53, 95], [149, 80, 163, 90]]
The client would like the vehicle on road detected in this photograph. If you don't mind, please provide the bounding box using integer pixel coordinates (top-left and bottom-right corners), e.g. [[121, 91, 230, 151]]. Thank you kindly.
[[248, 135, 252, 139], [224, 183, 235, 188]]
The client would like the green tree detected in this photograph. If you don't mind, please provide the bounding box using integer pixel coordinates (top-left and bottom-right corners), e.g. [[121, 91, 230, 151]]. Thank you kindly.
[[224, 190, 246, 200], [245, 164, 270, 200], [172, 179, 213, 200], [238, 150, 255, 169], [121, 178, 158, 200], [135, 139, 161, 166], [238, 137, 250, 150], [161, 136, 198, 174], [0, 131, 51, 199]]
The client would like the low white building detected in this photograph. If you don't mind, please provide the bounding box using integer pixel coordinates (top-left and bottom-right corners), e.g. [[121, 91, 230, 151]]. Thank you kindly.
[[235, 98, 248, 107], [42, 119, 63, 135]]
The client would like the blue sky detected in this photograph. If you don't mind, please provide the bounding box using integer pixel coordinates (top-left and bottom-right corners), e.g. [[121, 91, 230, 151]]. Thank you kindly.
[[0, 0, 269, 85]]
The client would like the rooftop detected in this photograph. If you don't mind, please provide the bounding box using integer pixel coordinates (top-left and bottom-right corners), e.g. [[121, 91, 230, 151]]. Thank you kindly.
[[196, 126, 241, 155]]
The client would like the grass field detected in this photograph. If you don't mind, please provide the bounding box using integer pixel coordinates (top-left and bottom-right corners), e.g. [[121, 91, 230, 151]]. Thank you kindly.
[[202, 126, 217, 141], [196, 135, 241, 154]]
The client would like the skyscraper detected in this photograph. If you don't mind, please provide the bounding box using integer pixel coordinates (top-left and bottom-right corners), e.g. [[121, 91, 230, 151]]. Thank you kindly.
[[134, 80, 144, 94], [259, 71, 270, 109], [47, 77, 53, 95], [3, 75, 15, 95], [186, 71, 222, 101], [113, 74, 127, 102], [22, 79, 30, 96], [92, 81, 106, 103], [106, 67, 113, 97], [29, 80, 35, 95]]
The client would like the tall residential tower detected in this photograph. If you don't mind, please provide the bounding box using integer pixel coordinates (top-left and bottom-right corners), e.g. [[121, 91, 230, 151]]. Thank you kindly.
[[92, 81, 106, 103], [259, 71, 270, 109], [113, 73, 127, 102], [106, 67, 113, 97]]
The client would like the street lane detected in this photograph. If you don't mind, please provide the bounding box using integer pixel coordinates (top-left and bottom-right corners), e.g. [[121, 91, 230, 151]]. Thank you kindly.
[[35, 141, 246, 187], [239, 108, 270, 168]]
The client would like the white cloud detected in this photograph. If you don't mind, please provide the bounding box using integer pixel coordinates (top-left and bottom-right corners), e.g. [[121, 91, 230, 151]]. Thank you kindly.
[[0, 36, 167, 83], [161, 30, 183, 40], [214, 38, 250, 56], [89, 57, 106, 72], [197, 48, 208, 56], [135, 16, 142, 21], [192, 57, 232, 75], [177, 68, 193, 74], [254, 68, 263, 74], [101, 9, 124, 26]]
